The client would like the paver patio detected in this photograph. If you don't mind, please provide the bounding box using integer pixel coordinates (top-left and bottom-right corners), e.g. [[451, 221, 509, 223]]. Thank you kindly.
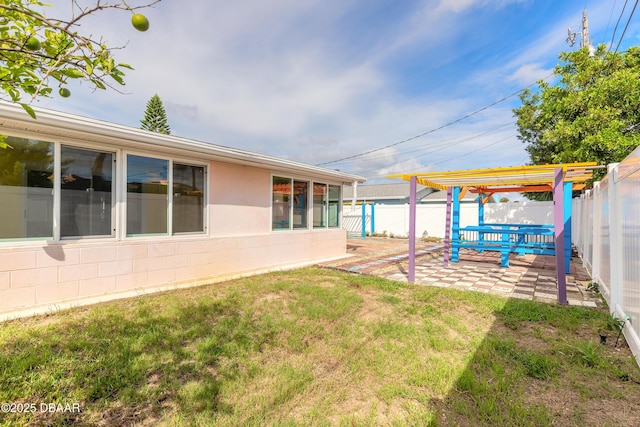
[[319, 237, 600, 307]]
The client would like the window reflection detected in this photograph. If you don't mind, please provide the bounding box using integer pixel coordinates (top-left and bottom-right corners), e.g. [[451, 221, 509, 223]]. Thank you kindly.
[[173, 163, 205, 233], [0, 137, 54, 239], [272, 176, 291, 230], [293, 181, 308, 229], [328, 185, 340, 227], [313, 183, 327, 228], [60, 146, 113, 238], [127, 154, 168, 235]]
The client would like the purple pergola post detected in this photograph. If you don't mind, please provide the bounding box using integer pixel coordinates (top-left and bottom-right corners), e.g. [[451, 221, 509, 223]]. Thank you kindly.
[[553, 167, 568, 305], [443, 187, 452, 267], [408, 176, 417, 283]]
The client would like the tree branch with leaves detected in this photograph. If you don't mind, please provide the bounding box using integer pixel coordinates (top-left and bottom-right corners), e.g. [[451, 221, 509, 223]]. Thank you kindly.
[[513, 45, 640, 199], [0, 0, 160, 123]]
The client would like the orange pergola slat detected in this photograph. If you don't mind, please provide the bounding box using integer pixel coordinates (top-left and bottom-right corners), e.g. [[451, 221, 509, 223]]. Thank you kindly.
[[387, 162, 597, 191]]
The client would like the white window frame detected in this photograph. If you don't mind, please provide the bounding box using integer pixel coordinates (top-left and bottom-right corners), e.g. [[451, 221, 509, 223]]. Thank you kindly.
[[328, 184, 342, 228], [171, 161, 208, 235], [312, 182, 328, 229], [271, 173, 342, 232], [57, 143, 118, 241], [0, 130, 210, 244], [123, 151, 208, 239]]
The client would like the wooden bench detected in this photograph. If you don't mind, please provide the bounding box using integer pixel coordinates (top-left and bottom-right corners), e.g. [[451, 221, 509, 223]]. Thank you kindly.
[[452, 224, 555, 267]]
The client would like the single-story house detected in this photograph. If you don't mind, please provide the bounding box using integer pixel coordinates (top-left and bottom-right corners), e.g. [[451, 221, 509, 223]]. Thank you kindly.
[[0, 102, 365, 319], [343, 183, 434, 205]]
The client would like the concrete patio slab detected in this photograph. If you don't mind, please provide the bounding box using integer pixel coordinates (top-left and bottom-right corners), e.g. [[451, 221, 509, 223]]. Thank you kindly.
[[319, 237, 600, 308]]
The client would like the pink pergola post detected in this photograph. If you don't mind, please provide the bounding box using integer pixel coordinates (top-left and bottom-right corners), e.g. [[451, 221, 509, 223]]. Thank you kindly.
[[553, 167, 568, 305], [408, 176, 417, 283]]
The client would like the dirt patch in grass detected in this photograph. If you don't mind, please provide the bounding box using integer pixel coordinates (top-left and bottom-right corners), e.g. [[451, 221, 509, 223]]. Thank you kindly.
[[528, 385, 640, 426], [356, 290, 395, 322]]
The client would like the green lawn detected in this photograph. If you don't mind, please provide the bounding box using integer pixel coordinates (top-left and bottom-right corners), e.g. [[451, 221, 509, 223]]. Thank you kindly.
[[1, 267, 638, 426]]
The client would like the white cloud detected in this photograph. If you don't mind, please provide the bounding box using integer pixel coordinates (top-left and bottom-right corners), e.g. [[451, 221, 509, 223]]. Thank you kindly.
[[31, 0, 587, 182], [508, 63, 554, 85], [436, 0, 530, 14]]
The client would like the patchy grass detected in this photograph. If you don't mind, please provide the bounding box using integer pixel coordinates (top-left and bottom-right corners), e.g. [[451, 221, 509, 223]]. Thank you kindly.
[[0, 267, 639, 426]]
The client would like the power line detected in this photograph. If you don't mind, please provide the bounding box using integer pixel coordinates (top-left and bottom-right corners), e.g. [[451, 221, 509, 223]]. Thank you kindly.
[[602, 0, 619, 45], [594, 1, 638, 82], [348, 4, 636, 181], [318, 6, 606, 171], [609, 0, 630, 50], [612, 0, 639, 54], [326, 121, 514, 166], [321, 4, 635, 176], [428, 134, 515, 167], [314, 79, 546, 167], [358, 133, 516, 180]]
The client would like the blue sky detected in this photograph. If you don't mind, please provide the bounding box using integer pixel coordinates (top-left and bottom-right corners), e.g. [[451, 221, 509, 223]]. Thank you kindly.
[[33, 0, 640, 183]]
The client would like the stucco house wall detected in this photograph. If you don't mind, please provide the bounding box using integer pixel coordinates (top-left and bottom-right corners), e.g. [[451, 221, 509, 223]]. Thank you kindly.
[[209, 161, 272, 236], [0, 104, 363, 319]]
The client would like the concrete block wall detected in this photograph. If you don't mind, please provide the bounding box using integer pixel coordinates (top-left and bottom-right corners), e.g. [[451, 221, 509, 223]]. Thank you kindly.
[[0, 229, 346, 319]]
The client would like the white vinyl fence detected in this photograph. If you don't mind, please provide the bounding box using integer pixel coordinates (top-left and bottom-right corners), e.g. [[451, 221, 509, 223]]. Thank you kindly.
[[342, 201, 553, 239], [573, 145, 640, 365]]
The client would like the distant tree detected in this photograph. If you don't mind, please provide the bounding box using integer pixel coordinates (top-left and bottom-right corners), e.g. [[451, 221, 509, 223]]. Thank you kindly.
[[499, 197, 509, 203], [140, 94, 171, 134], [514, 45, 640, 200]]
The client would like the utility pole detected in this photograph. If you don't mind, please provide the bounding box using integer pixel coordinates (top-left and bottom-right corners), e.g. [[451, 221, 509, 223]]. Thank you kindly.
[[566, 9, 591, 51], [580, 10, 590, 48]]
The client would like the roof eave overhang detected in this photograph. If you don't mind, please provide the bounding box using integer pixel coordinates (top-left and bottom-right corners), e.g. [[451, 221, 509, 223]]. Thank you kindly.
[[0, 102, 366, 185]]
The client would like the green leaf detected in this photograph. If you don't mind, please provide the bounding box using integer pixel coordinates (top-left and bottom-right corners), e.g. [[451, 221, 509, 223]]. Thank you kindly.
[[110, 73, 124, 85], [60, 68, 85, 78], [0, 135, 12, 149], [20, 103, 37, 119], [118, 63, 134, 70]]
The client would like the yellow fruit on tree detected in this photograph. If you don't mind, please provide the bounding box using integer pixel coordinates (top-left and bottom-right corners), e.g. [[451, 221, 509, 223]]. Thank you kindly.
[[131, 14, 149, 32]]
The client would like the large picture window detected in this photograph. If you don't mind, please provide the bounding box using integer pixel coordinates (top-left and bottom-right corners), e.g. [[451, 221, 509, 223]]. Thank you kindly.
[[60, 146, 113, 238], [272, 177, 312, 230], [272, 176, 291, 230], [0, 136, 54, 239], [0, 136, 208, 241], [127, 154, 169, 236], [272, 176, 340, 231], [173, 163, 205, 233], [126, 156, 208, 237]]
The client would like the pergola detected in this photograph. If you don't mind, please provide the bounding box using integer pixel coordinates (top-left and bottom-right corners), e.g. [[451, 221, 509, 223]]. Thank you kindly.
[[387, 162, 598, 305]]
